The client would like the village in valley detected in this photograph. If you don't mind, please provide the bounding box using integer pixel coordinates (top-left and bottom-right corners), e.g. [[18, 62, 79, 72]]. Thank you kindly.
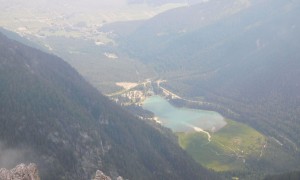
[[109, 79, 178, 106]]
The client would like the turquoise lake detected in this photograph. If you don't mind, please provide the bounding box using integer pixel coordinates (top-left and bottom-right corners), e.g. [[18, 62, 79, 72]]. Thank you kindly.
[[142, 96, 227, 132]]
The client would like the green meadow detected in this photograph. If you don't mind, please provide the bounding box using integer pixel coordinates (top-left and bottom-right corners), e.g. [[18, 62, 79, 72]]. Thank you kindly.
[[177, 119, 266, 171]]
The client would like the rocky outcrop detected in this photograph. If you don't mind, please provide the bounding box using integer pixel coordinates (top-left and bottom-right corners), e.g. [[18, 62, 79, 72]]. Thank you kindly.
[[92, 170, 126, 180], [92, 170, 111, 180], [0, 164, 40, 180]]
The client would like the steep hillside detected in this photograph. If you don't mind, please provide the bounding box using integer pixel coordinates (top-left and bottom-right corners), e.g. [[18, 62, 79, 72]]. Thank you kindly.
[[0, 33, 219, 180]]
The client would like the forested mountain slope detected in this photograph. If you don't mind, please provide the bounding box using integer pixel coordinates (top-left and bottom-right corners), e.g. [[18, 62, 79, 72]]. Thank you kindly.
[[122, 0, 300, 147], [118, 0, 251, 56], [117, 0, 300, 173], [0, 32, 219, 180], [264, 171, 300, 180]]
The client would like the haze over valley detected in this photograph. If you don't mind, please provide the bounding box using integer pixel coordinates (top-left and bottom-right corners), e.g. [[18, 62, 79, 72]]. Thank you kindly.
[[0, 0, 300, 179]]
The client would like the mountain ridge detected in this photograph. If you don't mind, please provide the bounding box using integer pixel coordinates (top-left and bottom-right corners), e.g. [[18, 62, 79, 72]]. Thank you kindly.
[[0, 32, 219, 180]]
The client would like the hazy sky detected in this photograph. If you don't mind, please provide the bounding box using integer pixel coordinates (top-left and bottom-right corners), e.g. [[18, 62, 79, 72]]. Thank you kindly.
[[0, 0, 209, 12], [71, 0, 128, 9], [0, 0, 128, 11]]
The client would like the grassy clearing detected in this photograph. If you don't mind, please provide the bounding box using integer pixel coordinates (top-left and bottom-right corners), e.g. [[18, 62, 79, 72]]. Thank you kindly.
[[177, 119, 266, 171]]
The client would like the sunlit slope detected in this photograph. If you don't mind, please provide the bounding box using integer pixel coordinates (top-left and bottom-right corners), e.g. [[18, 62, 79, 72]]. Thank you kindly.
[[178, 119, 266, 171]]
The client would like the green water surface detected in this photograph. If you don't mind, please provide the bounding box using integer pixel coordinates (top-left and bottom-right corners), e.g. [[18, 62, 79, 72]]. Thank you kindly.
[[142, 96, 227, 132]]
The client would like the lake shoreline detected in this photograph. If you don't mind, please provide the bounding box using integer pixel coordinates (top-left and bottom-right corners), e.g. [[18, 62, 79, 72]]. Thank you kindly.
[[142, 95, 227, 133]]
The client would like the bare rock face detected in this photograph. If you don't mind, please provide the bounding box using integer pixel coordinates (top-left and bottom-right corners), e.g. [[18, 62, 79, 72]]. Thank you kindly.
[[0, 163, 40, 180], [116, 176, 124, 180], [92, 170, 112, 180]]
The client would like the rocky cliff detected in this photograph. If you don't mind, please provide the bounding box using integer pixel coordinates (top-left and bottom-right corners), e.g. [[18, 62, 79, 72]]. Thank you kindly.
[[0, 164, 40, 180], [93, 170, 112, 180]]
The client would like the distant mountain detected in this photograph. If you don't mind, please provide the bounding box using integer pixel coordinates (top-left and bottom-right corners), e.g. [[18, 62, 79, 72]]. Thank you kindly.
[[116, 0, 250, 56], [102, 0, 247, 39], [0, 32, 219, 180]]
